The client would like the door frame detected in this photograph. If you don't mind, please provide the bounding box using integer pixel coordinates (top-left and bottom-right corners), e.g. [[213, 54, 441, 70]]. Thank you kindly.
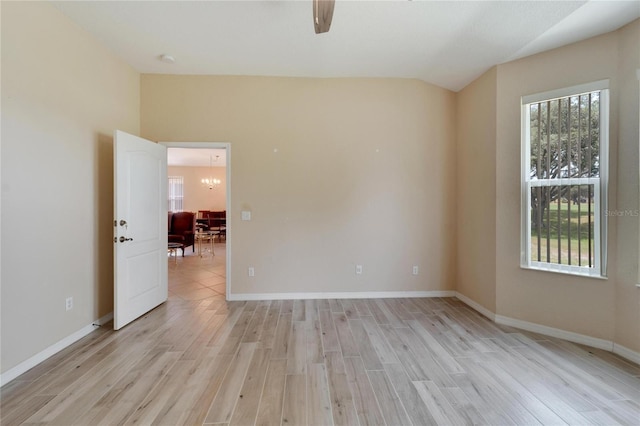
[[161, 141, 231, 299]]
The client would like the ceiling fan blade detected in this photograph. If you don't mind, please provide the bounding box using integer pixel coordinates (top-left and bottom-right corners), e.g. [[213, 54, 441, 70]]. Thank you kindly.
[[313, 0, 335, 34]]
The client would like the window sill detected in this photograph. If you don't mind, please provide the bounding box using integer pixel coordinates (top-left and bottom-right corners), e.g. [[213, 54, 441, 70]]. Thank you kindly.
[[520, 264, 608, 280]]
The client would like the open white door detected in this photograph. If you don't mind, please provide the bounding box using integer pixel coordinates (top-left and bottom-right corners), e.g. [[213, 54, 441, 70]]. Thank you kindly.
[[114, 130, 167, 330]]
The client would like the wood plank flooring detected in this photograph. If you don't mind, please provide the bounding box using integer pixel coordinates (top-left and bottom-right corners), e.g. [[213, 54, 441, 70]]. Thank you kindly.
[[2, 247, 640, 425]]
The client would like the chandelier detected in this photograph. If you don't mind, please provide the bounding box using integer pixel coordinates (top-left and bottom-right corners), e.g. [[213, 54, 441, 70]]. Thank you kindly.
[[201, 155, 221, 190]]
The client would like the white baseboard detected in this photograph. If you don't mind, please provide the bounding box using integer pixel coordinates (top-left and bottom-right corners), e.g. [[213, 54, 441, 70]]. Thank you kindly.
[[494, 314, 614, 351], [0, 312, 113, 387], [455, 295, 640, 365], [227, 290, 456, 301], [454, 292, 495, 321], [613, 343, 640, 365]]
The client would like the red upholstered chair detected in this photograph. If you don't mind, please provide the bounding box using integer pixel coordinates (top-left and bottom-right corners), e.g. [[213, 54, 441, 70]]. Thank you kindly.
[[168, 211, 196, 255]]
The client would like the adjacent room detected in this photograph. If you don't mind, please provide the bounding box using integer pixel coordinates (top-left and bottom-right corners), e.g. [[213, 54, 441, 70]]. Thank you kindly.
[[166, 147, 228, 299], [1, 1, 639, 424]]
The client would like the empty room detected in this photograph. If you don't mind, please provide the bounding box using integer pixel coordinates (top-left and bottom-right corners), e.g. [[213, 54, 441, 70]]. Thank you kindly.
[[1, 1, 639, 425]]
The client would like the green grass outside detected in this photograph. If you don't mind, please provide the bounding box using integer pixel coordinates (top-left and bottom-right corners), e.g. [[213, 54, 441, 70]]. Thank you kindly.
[[530, 200, 594, 266]]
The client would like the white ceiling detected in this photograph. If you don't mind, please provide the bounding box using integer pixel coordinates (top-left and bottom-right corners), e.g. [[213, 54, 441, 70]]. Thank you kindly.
[[52, 1, 639, 92], [167, 148, 227, 167]]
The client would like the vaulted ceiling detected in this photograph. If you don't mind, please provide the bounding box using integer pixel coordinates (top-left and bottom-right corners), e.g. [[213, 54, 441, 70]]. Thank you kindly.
[[53, 1, 639, 92]]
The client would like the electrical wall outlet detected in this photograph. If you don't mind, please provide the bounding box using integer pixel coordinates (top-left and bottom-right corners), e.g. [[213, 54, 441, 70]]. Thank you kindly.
[[248, 267, 255, 277], [412, 266, 419, 275], [66, 297, 73, 311], [355, 264, 363, 275]]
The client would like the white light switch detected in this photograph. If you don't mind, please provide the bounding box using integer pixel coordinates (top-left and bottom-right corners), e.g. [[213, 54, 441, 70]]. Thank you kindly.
[[241, 211, 251, 221]]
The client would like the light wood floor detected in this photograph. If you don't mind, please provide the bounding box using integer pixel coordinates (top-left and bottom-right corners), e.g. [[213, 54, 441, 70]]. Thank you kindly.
[[2, 245, 639, 425]]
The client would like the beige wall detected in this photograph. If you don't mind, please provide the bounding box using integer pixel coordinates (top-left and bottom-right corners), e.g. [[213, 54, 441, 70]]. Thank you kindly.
[[487, 21, 638, 350], [495, 33, 617, 341], [1, 2, 140, 373], [142, 76, 457, 296], [614, 20, 640, 352], [168, 165, 227, 213], [455, 67, 497, 313]]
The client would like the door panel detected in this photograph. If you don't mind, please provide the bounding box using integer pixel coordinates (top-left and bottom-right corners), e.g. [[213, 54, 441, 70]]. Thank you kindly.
[[114, 130, 167, 330]]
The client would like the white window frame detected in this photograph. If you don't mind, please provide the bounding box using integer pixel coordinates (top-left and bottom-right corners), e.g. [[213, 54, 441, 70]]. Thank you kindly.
[[168, 176, 184, 212], [520, 80, 609, 278]]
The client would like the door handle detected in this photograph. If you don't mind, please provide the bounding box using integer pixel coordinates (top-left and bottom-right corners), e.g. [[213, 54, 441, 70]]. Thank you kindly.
[[119, 236, 134, 243]]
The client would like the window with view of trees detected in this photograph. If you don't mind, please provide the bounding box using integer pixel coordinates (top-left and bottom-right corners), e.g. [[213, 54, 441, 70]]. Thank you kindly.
[[168, 176, 184, 212], [522, 82, 608, 277]]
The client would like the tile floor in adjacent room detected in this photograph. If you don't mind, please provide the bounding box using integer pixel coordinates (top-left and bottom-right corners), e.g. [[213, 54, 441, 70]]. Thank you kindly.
[[168, 240, 227, 300]]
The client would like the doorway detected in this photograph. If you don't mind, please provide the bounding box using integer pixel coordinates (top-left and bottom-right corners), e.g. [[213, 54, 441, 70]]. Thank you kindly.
[[162, 142, 231, 299]]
